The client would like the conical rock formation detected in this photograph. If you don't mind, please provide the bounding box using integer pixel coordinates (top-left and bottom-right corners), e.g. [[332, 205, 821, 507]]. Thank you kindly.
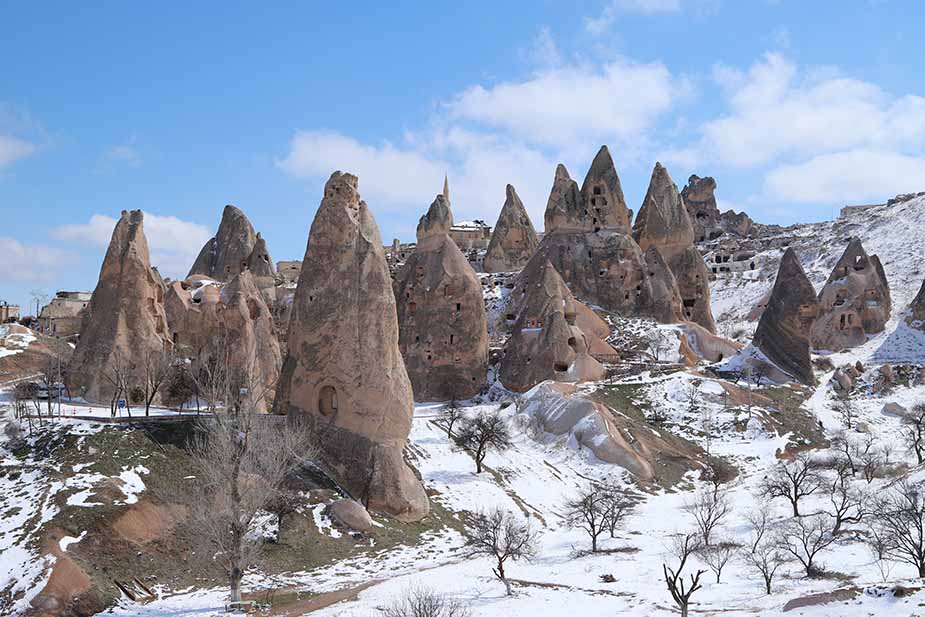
[[483, 184, 539, 273], [165, 271, 281, 411], [500, 261, 615, 392], [634, 163, 715, 332], [811, 238, 891, 351], [909, 278, 925, 326], [394, 195, 489, 401], [580, 145, 633, 233], [67, 210, 170, 402], [274, 172, 428, 521], [189, 205, 275, 282], [752, 248, 820, 384], [543, 164, 585, 233]]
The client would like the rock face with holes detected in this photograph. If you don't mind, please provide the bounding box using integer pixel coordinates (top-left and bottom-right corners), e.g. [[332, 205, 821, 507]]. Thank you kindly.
[[67, 210, 171, 403], [500, 260, 617, 392], [811, 238, 892, 351], [752, 247, 820, 384], [274, 171, 428, 521], [189, 204, 276, 286], [681, 174, 753, 242], [393, 194, 489, 401], [165, 271, 281, 411], [544, 146, 632, 234], [633, 163, 715, 332], [482, 184, 540, 273]]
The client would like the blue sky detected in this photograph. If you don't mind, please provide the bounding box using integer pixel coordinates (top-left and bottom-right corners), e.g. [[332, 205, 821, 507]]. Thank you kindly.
[[2, 1, 924, 311]]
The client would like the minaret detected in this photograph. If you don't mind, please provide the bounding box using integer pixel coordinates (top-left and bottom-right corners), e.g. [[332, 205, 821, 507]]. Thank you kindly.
[[442, 173, 450, 203]]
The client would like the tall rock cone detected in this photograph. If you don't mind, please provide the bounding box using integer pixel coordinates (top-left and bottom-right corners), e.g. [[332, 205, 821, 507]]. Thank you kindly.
[[811, 238, 891, 351], [752, 248, 820, 384], [189, 204, 275, 282], [274, 172, 428, 521], [394, 194, 489, 401], [909, 278, 925, 326], [634, 162, 715, 332], [580, 145, 633, 234], [67, 210, 170, 402], [500, 261, 612, 392], [543, 164, 585, 233], [483, 184, 539, 273]]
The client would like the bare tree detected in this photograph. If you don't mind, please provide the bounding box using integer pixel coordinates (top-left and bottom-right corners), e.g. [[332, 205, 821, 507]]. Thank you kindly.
[[745, 507, 771, 554], [825, 465, 869, 534], [602, 482, 635, 538], [182, 410, 314, 604], [743, 538, 787, 594], [102, 347, 135, 417], [830, 431, 857, 476], [662, 532, 705, 617], [457, 410, 512, 474], [142, 347, 174, 416], [833, 397, 858, 430], [762, 454, 823, 517], [265, 488, 303, 544], [647, 328, 672, 362], [383, 586, 472, 617], [869, 480, 925, 578], [684, 487, 731, 547], [466, 508, 539, 596], [903, 403, 925, 465], [563, 483, 609, 552], [699, 539, 738, 583], [858, 436, 883, 484], [439, 400, 464, 437], [776, 513, 837, 577], [865, 521, 896, 583]]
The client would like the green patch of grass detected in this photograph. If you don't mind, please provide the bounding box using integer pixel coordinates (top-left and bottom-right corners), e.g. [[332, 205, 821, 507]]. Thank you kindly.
[[758, 385, 828, 454], [589, 384, 651, 423]]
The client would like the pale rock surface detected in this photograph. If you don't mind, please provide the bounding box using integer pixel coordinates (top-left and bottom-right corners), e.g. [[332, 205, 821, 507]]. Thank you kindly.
[[482, 184, 539, 273]]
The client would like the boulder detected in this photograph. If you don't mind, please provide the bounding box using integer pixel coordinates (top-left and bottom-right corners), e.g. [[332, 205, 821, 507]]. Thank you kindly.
[[393, 194, 489, 401], [882, 402, 908, 418], [328, 499, 374, 532], [274, 172, 428, 521], [499, 261, 615, 392], [634, 163, 715, 332], [752, 247, 820, 385], [67, 210, 170, 403], [482, 184, 540, 273], [832, 368, 855, 392], [811, 238, 892, 351]]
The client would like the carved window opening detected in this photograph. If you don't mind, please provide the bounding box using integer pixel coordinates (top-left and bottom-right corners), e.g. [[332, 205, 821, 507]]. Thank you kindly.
[[409, 302, 417, 314], [593, 187, 602, 195], [553, 362, 569, 372], [505, 313, 515, 321], [449, 334, 455, 345], [456, 303, 461, 311], [319, 386, 338, 416], [567, 337, 577, 350]]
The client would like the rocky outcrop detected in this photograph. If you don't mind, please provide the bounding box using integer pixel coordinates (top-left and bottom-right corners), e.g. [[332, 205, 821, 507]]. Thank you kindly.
[[811, 238, 892, 351], [274, 171, 428, 521], [543, 164, 585, 233], [189, 205, 275, 285], [633, 163, 715, 332], [165, 272, 282, 411], [394, 194, 489, 401], [483, 184, 539, 273], [499, 260, 616, 392], [910, 278, 925, 326], [67, 210, 170, 403], [580, 145, 633, 234], [752, 248, 820, 384], [681, 175, 753, 241]]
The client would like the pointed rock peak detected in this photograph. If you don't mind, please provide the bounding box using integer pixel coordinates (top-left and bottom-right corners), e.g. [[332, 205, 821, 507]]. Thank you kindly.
[[544, 163, 584, 233], [483, 183, 540, 273], [580, 145, 632, 233], [417, 194, 454, 243], [778, 247, 810, 280], [633, 162, 693, 258], [555, 163, 572, 181], [443, 173, 450, 202]]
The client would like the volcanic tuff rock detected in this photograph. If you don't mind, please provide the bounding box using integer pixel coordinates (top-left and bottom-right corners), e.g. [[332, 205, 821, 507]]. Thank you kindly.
[[752, 247, 820, 384], [189, 204, 276, 284], [811, 238, 892, 351], [681, 174, 753, 241], [482, 184, 539, 273], [67, 210, 170, 403], [910, 278, 925, 326], [274, 171, 428, 521], [634, 163, 715, 332], [499, 260, 615, 392], [580, 145, 633, 234], [543, 164, 585, 233], [165, 271, 281, 411], [394, 194, 489, 401]]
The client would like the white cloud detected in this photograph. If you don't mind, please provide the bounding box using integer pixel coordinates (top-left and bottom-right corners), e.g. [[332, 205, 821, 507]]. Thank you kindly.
[[103, 144, 142, 167], [526, 26, 562, 69], [0, 135, 38, 169], [52, 212, 211, 280], [585, 0, 682, 34], [0, 237, 72, 282], [764, 149, 925, 204], [687, 53, 925, 168], [447, 59, 685, 149]]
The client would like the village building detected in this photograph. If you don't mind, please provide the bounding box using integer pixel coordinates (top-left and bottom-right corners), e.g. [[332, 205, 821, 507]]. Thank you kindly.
[[447, 219, 492, 250], [0, 301, 20, 322], [276, 260, 302, 284], [38, 291, 92, 338]]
